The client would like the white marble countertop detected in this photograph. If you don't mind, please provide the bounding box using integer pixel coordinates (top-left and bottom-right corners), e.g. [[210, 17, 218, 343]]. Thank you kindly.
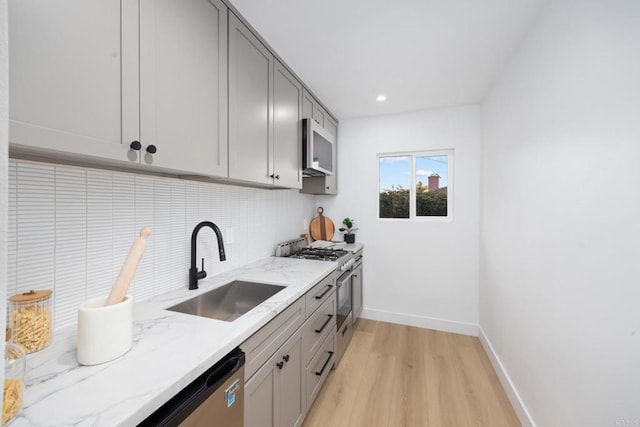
[[343, 242, 364, 254], [12, 257, 338, 427]]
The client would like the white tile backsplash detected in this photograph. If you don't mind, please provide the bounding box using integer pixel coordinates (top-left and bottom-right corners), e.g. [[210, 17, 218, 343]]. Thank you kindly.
[[7, 159, 316, 330]]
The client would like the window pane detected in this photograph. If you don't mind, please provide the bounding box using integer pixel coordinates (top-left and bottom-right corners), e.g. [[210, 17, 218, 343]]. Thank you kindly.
[[416, 155, 448, 217], [379, 156, 410, 218]]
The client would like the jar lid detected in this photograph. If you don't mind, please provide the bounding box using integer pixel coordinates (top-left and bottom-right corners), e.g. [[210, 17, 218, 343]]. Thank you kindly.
[[9, 290, 52, 303]]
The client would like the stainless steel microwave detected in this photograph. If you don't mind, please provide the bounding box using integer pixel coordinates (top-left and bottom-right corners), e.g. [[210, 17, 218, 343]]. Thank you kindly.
[[302, 118, 334, 176]]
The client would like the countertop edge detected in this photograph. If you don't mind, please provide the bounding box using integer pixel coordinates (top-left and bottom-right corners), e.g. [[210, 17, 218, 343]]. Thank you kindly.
[[14, 256, 339, 427]]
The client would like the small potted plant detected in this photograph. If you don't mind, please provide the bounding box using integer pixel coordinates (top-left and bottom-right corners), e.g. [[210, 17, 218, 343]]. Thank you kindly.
[[339, 217, 358, 244]]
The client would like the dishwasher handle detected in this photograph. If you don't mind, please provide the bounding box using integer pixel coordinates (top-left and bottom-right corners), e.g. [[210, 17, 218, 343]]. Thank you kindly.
[[139, 348, 245, 427], [205, 354, 244, 389]]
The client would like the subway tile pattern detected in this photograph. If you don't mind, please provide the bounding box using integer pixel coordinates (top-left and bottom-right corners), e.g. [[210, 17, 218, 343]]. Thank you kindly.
[[7, 159, 316, 331]]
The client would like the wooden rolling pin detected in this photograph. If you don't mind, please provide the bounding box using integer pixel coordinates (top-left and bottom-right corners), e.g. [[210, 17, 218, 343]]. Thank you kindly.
[[105, 227, 151, 306]]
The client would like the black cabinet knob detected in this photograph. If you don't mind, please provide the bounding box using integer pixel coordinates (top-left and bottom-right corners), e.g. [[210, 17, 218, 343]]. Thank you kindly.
[[275, 175, 280, 180], [129, 141, 142, 151], [269, 174, 281, 180], [282, 354, 290, 362], [276, 361, 284, 370], [146, 145, 157, 154]]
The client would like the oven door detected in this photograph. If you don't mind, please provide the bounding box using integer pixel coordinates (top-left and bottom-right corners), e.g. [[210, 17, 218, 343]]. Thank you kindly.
[[336, 270, 352, 330], [335, 270, 354, 365]]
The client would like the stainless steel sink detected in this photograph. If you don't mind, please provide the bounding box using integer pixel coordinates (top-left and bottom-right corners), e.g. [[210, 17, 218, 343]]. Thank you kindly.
[[166, 280, 286, 322]]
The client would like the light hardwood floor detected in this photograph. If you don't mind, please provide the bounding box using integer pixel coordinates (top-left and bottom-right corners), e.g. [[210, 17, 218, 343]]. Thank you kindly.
[[303, 319, 520, 427]]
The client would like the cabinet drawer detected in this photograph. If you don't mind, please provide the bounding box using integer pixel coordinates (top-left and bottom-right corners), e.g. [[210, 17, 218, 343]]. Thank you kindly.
[[305, 330, 335, 410], [302, 292, 336, 366], [305, 271, 336, 317], [241, 297, 305, 381]]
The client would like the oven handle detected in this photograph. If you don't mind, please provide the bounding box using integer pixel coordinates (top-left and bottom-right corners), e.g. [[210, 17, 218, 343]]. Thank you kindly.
[[314, 284, 333, 300]]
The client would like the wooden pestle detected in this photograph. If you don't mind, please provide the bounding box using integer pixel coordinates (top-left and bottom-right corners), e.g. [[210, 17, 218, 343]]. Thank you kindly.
[[105, 227, 151, 306]]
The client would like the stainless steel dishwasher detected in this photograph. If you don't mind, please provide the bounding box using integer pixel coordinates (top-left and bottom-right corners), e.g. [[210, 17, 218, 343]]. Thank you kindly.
[[139, 348, 245, 427]]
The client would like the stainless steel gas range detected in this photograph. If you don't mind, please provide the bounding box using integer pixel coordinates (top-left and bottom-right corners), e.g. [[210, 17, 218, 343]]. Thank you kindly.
[[275, 238, 354, 364]]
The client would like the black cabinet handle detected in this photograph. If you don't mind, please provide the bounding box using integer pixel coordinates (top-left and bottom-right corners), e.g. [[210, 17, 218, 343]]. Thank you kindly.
[[269, 174, 281, 180], [315, 351, 334, 376], [146, 144, 157, 154], [129, 141, 142, 150], [276, 361, 284, 370], [275, 174, 280, 180], [315, 314, 333, 334], [314, 284, 333, 300], [282, 354, 290, 362]]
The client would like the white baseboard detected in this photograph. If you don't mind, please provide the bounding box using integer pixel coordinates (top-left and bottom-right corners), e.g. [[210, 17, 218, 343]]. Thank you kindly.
[[360, 308, 479, 336], [478, 328, 536, 427]]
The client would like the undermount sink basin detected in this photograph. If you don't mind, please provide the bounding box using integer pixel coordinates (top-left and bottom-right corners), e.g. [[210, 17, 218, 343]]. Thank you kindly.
[[166, 280, 286, 322]]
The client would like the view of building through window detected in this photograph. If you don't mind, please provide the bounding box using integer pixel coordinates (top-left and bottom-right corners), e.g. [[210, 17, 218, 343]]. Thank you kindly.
[[379, 151, 451, 219]]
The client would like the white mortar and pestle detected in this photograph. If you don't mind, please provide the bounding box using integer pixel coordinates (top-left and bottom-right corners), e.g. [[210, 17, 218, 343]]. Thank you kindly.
[[77, 227, 151, 365]]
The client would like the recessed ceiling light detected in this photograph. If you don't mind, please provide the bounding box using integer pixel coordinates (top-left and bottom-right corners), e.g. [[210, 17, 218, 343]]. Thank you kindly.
[[376, 95, 387, 102]]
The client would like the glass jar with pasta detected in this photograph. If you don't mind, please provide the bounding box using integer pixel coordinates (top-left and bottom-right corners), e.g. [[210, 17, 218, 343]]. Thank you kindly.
[[4, 336, 26, 425], [9, 290, 53, 354]]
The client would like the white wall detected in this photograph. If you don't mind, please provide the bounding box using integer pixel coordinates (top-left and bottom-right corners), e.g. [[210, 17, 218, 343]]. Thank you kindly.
[[7, 159, 316, 331], [319, 105, 481, 334], [480, 0, 640, 425]]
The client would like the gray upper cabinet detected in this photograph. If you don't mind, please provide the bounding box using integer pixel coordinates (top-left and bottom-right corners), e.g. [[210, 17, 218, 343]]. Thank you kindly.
[[9, 0, 138, 162], [228, 12, 273, 186], [229, 13, 302, 189], [9, 1, 333, 190], [139, 0, 228, 177], [313, 104, 327, 128], [273, 60, 303, 189], [9, 0, 228, 177], [301, 91, 338, 195], [302, 91, 315, 124]]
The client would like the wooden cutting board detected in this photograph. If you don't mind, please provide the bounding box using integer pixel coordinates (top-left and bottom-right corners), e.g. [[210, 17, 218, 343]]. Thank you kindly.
[[309, 207, 335, 241]]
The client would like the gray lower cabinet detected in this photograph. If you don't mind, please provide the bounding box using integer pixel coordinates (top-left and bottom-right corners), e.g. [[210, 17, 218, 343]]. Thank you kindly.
[[245, 327, 305, 427], [243, 272, 337, 427], [305, 329, 335, 408]]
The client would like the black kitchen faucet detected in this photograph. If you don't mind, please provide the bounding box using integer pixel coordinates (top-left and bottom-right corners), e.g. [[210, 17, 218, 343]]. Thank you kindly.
[[189, 221, 226, 290]]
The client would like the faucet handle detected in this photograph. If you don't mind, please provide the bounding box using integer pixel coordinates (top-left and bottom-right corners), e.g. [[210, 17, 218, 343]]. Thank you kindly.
[[197, 257, 207, 280]]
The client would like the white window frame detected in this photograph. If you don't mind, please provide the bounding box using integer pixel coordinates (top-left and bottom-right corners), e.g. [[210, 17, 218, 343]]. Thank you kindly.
[[377, 149, 454, 221]]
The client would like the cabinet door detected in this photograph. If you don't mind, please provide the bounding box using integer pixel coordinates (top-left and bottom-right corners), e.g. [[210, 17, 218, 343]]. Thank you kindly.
[[245, 359, 276, 427], [228, 12, 273, 185], [139, 0, 228, 177], [302, 90, 315, 120], [277, 329, 305, 427], [272, 60, 302, 189], [8, 0, 139, 162], [313, 104, 326, 128], [323, 116, 338, 195], [352, 263, 363, 323], [246, 328, 305, 427]]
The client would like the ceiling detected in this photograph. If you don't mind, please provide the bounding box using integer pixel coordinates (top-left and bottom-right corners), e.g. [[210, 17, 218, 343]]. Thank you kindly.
[[230, 0, 549, 120]]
